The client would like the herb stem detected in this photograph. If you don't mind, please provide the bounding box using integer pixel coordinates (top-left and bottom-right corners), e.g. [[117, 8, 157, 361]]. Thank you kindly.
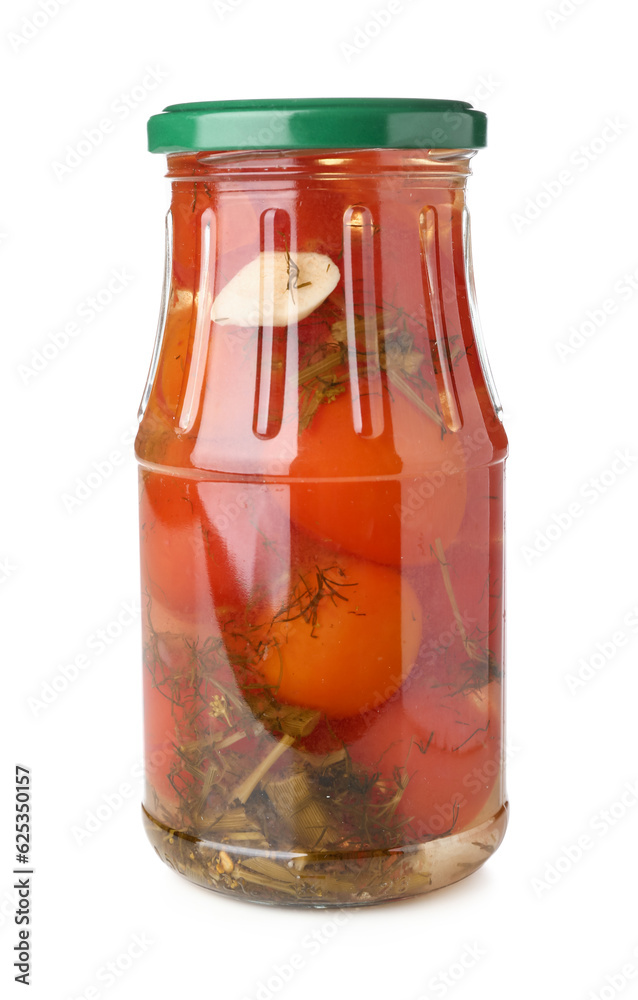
[[229, 734, 296, 805], [298, 349, 344, 385], [386, 368, 446, 431], [433, 537, 483, 661]]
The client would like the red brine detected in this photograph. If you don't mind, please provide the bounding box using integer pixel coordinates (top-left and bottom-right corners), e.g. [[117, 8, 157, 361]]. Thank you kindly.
[[136, 136, 507, 905]]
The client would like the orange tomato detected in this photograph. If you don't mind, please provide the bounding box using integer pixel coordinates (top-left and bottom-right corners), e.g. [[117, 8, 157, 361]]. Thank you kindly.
[[246, 554, 422, 718], [290, 387, 467, 566]]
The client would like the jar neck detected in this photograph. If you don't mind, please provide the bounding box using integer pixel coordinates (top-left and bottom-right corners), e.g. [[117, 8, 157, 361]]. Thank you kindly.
[[138, 145, 505, 472], [164, 149, 475, 298], [164, 147, 475, 188]]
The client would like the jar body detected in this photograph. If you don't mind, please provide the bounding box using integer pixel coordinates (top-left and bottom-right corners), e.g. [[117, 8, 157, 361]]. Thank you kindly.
[[136, 148, 508, 905]]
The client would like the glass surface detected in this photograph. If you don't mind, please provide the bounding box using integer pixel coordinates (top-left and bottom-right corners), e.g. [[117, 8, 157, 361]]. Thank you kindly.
[[136, 148, 508, 905]]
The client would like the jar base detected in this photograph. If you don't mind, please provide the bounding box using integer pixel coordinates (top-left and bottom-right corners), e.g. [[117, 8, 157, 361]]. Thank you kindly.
[[142, 801, 508, 907]]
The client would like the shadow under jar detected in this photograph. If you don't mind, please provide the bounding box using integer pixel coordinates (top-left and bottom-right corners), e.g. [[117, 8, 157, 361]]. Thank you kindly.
[[136, 99, 508, 906]]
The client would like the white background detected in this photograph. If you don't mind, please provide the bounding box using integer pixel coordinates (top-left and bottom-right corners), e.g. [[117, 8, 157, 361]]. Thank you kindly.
[[2, 1, 637, 998]]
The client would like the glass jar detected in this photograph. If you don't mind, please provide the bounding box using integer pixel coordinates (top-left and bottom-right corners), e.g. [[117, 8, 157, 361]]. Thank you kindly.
[[136, 99, 508, 906]]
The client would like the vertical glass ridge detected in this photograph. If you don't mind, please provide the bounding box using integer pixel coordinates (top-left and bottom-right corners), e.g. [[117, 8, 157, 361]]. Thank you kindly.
[[178, 208, 216, 432], [138, 209, 173, 421], [342, 205, 384, 439], [419, 206, 463, 433]]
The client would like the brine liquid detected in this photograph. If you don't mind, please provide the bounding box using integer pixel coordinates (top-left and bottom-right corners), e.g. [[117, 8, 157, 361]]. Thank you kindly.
[[139, 464, 505, 904], [137, 148, 508, 904]]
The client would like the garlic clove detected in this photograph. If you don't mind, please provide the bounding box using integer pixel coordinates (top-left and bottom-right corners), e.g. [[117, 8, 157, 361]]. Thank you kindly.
[[212, 251, 340, 327]]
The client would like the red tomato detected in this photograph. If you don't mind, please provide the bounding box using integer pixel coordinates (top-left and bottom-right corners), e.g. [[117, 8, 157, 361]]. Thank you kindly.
[[409, 478, 505, 688], [139, 469, 290, 626], [245, 553, 423, 718], [294, 713, 370, 756], [140, 471, 211, 622], [348, 679, 501, 837], [198, 481, 291, 615], [289, 388, 467, 566]]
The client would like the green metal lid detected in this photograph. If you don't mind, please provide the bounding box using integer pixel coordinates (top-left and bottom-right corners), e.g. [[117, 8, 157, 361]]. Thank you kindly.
[[147, 98, 487, 153]]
